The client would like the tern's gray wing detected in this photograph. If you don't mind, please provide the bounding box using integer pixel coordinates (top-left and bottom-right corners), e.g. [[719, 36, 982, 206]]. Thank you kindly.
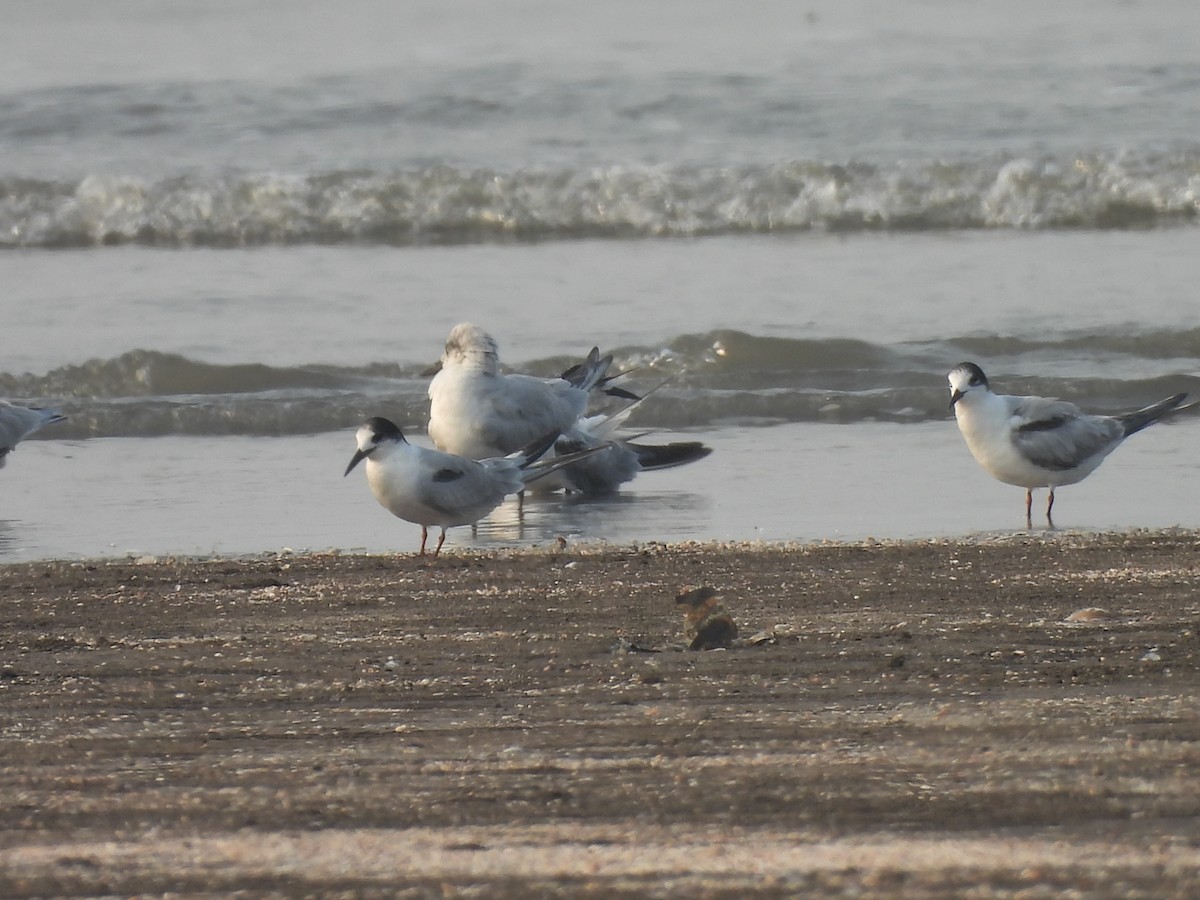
[[1, 402, 66, 467], [484, 374, 589, 445], [1008, 397, 1122, 471], [554, 438, 641, 495], [499, 374, 588, 429], [1, 403, 47, 447], [415, 453, 516, 522]]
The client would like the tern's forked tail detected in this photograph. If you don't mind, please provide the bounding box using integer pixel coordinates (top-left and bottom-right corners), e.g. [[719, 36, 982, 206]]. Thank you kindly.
[[628, 441, 713, 470], [1116, 392, 1189, 437], [558, 347, 614, 394]]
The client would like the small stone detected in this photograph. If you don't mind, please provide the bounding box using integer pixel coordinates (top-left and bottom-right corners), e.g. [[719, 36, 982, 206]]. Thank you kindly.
[[1065, 607, 1111, 622]]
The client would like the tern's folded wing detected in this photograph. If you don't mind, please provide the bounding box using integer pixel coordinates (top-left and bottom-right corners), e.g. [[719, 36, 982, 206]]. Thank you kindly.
[[0, 402, 62, 450], [1009, 398, 1122, 471], [415, 459, 516, 521]]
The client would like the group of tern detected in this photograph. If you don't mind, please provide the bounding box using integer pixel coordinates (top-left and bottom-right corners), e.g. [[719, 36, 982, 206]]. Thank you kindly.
[[343, 323, 1190, 553], [345, 322, 712, 556], [5, 324, 1191, 553]]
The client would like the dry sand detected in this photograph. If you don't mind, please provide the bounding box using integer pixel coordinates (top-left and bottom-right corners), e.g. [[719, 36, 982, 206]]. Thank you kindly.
[[2, 530, 1200, 898]]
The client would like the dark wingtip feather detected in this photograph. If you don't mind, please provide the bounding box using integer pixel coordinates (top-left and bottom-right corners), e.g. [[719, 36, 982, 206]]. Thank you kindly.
[[515, 430, 559, 467], [628, 441, 713, 470], [1116, 392, 1189, 437]]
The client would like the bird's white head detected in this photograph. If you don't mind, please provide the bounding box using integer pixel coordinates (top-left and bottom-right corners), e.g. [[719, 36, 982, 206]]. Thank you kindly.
[[344, 416, 406, 476], [948, 362, 990, 409], [441, 323, 500, 375]]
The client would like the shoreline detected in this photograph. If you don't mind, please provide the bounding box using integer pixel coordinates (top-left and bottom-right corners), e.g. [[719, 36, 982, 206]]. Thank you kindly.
[[3, 530, 1200, 896], [6, 522, 1200, 564]]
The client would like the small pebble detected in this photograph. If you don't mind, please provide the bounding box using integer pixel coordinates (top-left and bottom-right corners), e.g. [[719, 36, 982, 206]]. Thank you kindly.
[[1065, 607, 1111, 622]]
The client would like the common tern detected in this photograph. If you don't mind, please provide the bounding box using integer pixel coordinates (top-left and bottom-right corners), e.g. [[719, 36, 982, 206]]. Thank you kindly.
[[345, 416, 600, 556], [427, 323, 710, 494], [0, 400, 68, 469], [948, 361, 1188, 528]]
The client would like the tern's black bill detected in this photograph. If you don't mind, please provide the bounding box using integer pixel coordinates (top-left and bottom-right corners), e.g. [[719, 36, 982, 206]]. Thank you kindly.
[[344, 447, 370, 476]]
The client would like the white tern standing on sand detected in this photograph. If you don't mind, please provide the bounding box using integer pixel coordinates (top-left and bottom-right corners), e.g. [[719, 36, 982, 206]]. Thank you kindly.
[[948, 361, 1188, 528]]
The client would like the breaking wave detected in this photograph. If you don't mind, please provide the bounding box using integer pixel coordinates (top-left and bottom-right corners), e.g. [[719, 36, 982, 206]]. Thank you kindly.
[[2, 151, 1199, 249]]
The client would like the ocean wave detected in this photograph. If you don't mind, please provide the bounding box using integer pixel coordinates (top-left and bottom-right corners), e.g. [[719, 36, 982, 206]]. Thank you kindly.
[[2, 152, 1199, 249], [5, 339, 1198, 439]]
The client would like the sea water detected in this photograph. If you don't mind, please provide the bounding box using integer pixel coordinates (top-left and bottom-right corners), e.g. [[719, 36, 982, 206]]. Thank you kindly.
[[2, 0, 1199, 559]]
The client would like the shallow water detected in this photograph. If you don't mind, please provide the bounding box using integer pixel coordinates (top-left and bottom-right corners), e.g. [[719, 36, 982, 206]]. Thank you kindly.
[[4, 418, 1197, 562]]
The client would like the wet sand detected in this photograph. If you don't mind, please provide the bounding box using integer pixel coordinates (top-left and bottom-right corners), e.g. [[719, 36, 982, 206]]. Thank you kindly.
[[2, 531, 1200, 898]]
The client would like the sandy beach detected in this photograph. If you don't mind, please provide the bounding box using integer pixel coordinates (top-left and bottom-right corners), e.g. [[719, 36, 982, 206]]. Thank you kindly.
[[2, 531, 1200, 897]]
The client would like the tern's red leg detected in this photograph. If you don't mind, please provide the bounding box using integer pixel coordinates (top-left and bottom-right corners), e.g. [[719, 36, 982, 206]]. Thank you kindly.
[[433, 529, 447, 557], [1046, 488, 1056, 530], [418, 525, 429, 556], [1024, 489, 1033, 529]]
